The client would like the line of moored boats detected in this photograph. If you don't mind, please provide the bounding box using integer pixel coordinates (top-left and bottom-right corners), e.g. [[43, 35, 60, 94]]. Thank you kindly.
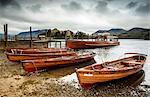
[[5, 47, 147, 87], [5, 48, 95, 72]]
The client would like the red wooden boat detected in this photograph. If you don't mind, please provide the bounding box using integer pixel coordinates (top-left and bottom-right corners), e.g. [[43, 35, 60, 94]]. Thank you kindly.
[[6, 48, 68, 54], [22, 53, 95, 72], [6, 49, 76, 62], [76, 53, 147, 87], [66, 39, 120, 49]]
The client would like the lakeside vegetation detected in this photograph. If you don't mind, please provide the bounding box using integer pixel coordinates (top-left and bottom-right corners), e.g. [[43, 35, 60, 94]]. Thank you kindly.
[[22, 27, 150, 40], [0, 27, 150, 41]]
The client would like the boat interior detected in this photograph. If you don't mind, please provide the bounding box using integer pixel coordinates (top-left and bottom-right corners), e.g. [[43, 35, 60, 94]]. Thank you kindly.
[[22, 53, 94, 63], [6, 48, 67, 54], [83, 55, 146, 72]]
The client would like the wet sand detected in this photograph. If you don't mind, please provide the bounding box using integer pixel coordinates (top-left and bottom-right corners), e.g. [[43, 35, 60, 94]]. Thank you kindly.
[[0, 50, 150, 97]]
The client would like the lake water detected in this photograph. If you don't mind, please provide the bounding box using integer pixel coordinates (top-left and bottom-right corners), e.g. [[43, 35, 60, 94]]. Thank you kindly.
[[47, 39, 150, 88]]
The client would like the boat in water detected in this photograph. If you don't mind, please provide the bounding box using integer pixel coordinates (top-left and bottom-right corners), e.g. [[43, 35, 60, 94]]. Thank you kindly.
[[66, 35, 120, 49], [76, 53, 147, 87], [66, 39, 120, 49], [22, 53, 95, 73]]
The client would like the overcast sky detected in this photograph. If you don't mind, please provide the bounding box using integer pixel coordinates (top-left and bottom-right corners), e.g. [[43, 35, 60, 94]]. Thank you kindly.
[[0, 0, 149, 34]]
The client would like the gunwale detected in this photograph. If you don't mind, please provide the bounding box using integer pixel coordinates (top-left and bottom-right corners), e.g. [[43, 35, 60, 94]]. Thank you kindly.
[[22, 53, 95, 72], [76, 53, 147, 86]]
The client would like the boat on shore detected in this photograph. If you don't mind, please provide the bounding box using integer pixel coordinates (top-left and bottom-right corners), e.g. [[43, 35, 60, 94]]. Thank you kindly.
[[6, 48, 68, 54], [22, 53, 95, 73], [88, 70, 145, 90], [76, 53, 147, 87], [6, 49, 76, 62]]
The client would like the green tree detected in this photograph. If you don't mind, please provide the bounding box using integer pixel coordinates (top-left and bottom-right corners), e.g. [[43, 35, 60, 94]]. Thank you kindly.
[[47, 29, 51, 37]]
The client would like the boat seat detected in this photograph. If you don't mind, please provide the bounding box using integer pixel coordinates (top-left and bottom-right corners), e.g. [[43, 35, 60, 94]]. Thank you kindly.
[[121, 60, 143, 66], [92, 65, 103, 70], [11, 49, 17, 54], [102, 63, 109, 68], [61, 56, 75, 60], [99, 66, 119, 72]]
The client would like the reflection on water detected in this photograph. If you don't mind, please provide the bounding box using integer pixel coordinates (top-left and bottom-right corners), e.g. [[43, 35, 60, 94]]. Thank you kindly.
[[47, 39, 150, 90]]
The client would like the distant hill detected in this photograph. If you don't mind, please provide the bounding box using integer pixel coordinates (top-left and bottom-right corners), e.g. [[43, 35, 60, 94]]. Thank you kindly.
[[95, 30, 108, 33], [93, 27, 150, 39], [94, 28, 127, 35], [127, 27, 150, 33], [17, 29, 48, 40], [108, 28, 127, 34], [127, 28, 150, 39]]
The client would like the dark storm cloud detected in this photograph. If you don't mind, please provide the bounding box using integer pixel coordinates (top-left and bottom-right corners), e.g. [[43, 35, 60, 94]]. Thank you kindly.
[[0, 0, 21, 9], [94, 1, 109, 13], [135, 2, 150, 15], [0, 0, 149, 34], [61, 1, 83, 11], [126, 1, 138, 8]]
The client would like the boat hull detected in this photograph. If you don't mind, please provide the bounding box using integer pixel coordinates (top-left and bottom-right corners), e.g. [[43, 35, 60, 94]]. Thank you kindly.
[[76, 67, 142, 86], [76, 53, 147, 87], [6, 52, 76, 62], [6, 48, 68, 54], [22, 54, 95, 72], [66, 40, 120, 49]]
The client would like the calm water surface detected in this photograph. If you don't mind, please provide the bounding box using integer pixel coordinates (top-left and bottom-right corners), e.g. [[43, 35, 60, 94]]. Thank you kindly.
[[47, 39, 150, 87]]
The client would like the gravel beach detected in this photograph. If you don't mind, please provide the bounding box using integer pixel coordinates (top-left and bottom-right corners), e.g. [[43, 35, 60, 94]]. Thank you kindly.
[[0, 50, 150, 97]]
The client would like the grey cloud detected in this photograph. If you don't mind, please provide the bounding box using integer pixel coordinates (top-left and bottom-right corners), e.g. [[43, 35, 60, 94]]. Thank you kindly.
[[95, 1, 109, 13], [105, 0, 116, 2], [135, 2, 150, 15], [0, 0, 21, 9], [28, 4, 42, 12], [0, 11, 47, 25], [0, 0, 149, 34], [48, 0, 55, 2], [61, 1, 83, 11], [126, 1, 138, 8]]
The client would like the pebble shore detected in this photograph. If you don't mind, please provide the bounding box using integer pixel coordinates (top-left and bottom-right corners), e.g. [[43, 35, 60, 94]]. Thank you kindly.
[[0, 50, 150, 97]]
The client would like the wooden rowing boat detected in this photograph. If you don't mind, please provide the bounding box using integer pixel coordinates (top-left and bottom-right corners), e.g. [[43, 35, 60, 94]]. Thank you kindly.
[[22, 53, 95, 72], [66, 40, 120, 49], [76, 53, 147, 87], [6, 48, 68, 54], [6, 50, 76, 62], [89, 70, 145, 89]]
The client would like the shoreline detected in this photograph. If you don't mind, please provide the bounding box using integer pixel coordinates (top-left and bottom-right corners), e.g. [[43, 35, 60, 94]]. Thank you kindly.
[[0, 42, 150, 97]]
